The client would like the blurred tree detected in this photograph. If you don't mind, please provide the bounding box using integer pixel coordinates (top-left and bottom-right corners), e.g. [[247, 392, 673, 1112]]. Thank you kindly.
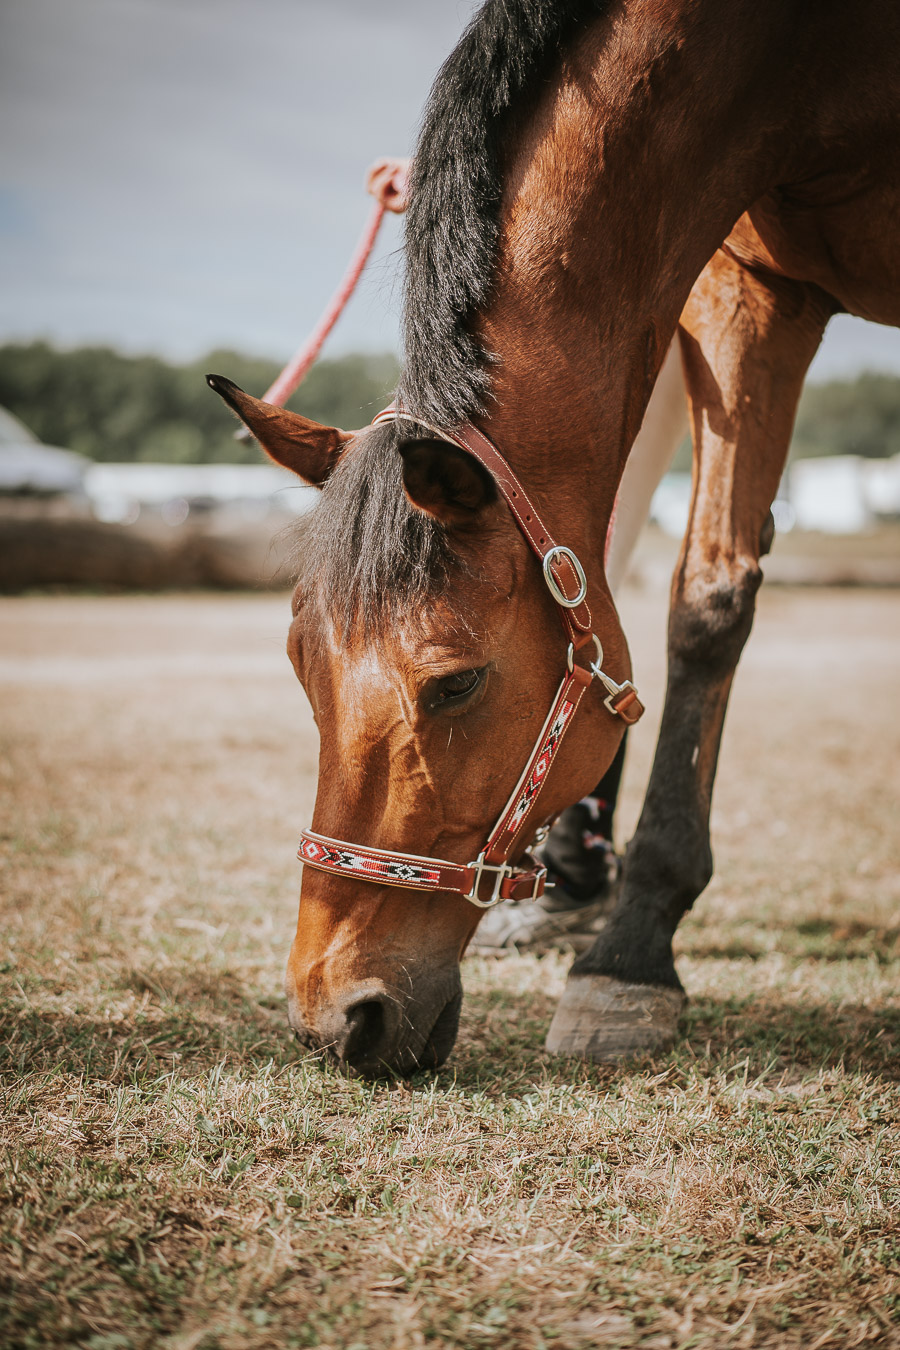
[[0, 343, 400, 464], [791, 373, 900, 460]]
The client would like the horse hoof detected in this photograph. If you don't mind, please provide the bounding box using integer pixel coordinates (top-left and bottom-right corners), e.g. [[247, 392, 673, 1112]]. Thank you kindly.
[[545, 973, 686, 1063]]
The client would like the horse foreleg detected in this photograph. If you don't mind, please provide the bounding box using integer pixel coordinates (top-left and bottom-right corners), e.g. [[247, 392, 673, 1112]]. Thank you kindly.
[[548, 251, 834, 1062]]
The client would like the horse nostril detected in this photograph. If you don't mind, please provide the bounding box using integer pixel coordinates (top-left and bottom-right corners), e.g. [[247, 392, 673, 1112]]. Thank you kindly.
[[339, 996, 390, 1068]]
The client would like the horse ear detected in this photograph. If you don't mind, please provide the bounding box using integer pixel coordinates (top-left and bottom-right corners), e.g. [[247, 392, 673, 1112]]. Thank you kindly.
[[399, 439, 497, 527], [206, 374, 351, 485]]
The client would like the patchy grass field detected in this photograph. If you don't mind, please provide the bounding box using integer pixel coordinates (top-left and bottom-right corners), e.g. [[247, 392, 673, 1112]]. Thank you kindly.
[[2, 586, 899, 1349]]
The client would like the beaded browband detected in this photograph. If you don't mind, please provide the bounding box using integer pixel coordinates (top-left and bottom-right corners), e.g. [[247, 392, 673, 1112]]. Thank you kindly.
[[297, 408, 644, 908]]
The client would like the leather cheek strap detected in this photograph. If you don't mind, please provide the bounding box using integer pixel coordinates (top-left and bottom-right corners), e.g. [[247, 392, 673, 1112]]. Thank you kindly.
[[373, 407, 594, 638], [445, 420, 594, 640]]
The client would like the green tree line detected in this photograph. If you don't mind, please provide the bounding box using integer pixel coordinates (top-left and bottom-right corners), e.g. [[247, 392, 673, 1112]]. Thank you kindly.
[[791, 372, 900, 460], [1, 341, 898, 464], [0, 343, 400, 464]]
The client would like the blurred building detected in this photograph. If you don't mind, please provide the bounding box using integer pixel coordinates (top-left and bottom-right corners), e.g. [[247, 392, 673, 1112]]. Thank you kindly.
[[0, 405, 89, 497], [0, 407, 309, 591], [84, 462, 316, 526], [650, 455, 900, 537]]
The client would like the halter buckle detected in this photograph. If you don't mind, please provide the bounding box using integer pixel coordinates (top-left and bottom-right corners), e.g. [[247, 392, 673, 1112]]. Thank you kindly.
[[568, 635, 642, 720], [601, 679, 638, 717], [464, 853, 545, 907], [542, 545, 588, 609], [589, 641, 639, 717]]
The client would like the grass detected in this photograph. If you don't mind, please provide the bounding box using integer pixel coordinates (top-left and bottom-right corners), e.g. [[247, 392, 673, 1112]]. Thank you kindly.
[[1, 590, 899, 1348]]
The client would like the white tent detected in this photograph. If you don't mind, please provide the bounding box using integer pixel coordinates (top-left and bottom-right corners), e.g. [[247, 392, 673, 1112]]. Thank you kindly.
[[83, 461, 317, 524], [0, 405, 89, 495]]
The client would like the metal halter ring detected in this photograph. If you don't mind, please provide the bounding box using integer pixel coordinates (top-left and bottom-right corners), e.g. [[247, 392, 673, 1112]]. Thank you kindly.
[[567, 633, 603, 674], [542, 545, 588, 608]]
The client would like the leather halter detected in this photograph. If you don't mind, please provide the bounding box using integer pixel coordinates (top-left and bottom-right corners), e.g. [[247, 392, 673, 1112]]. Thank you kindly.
[[297, 409, 644, 908]]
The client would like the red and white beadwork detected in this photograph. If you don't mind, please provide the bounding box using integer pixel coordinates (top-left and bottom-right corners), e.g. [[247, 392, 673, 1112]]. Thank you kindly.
[[299, 835, 441, 889], [504, 697, 576, 837]]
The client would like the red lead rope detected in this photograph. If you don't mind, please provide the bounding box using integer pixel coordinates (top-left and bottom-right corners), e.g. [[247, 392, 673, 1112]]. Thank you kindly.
[[260, 202, 386, 409], [297, 408, 644, 909]]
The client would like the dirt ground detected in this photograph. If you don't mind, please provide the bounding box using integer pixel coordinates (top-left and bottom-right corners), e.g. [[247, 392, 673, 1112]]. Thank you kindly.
[[2, 580, 899, 1348]]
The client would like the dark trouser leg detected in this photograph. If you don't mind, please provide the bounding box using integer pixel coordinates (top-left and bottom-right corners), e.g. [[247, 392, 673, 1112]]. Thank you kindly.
[[541, 735, 627, 902], [547, 254, 834, 1060], [591, 734, 627, 839]]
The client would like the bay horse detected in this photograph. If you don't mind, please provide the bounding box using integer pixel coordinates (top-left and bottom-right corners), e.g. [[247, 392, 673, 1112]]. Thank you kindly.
[[209, 0, 900, 1074]]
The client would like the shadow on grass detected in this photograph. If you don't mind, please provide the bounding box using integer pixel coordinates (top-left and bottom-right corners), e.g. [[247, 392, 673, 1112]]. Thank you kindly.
[[448, 980, 900, 1092], [3, 963, 898, 1093], [681, 919, 900, 963], [681, 995, 900, 1080], [0, 968, 296, 1082]]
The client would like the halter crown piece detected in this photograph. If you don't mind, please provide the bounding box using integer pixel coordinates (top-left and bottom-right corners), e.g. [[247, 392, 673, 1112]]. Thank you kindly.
[[297, 409, 645, 909]]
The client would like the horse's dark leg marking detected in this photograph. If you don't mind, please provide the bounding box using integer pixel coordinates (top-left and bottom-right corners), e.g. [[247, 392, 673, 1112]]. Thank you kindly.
[[548, 251, 835, 1061]]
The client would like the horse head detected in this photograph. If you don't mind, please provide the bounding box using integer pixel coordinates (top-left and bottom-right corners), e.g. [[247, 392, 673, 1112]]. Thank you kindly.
[[208, 375, 635, 1075]]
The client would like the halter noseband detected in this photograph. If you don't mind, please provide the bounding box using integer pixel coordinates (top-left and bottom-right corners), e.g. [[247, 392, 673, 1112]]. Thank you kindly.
[[297, 409, 644, 909]]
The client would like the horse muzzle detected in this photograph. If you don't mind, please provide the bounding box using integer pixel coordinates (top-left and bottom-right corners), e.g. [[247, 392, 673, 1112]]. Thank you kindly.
[[285, 969, 463, 1077]]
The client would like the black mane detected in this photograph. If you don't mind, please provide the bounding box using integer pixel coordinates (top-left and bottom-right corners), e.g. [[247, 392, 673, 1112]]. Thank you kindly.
[[302, 1, 606, 636], [399, 0, 605, 427]]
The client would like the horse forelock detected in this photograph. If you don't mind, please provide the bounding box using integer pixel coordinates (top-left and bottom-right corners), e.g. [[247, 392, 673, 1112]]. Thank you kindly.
[[293, 422, 467, 645], [400, 0, 608, 428]]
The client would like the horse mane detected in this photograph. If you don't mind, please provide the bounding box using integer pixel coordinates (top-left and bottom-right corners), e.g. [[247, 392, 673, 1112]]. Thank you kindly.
[[399, 0, 606, 427], [301, 1, 607, 636]]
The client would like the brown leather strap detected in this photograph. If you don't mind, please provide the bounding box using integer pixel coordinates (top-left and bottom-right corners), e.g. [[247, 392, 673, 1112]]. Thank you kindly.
[[610, 685, 644, 724], [450, 421, 594, 639], [373, 408, 593, 640]]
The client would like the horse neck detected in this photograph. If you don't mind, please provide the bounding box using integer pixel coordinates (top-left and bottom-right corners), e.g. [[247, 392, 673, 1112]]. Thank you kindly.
[[477, 0, 809, 570]]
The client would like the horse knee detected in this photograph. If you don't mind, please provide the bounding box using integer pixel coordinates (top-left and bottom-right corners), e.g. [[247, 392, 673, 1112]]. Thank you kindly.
[[670, 556, 762, 670], [628, 817, 713, 915]]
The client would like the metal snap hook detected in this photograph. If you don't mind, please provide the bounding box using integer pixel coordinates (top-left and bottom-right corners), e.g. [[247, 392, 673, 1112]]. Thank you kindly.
[[588, 634, 639, 716]]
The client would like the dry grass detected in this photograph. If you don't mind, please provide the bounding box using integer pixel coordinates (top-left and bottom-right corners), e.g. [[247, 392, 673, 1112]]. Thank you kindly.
[[2, 587, 899, 1349]]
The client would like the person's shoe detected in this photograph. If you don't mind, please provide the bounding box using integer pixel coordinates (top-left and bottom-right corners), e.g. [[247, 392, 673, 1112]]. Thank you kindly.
[[469, 842, 621, 954]]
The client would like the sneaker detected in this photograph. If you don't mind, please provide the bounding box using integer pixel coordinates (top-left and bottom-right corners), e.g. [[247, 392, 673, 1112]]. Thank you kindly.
[[468, 882, 618, 953], [469, 800, 622, 954]]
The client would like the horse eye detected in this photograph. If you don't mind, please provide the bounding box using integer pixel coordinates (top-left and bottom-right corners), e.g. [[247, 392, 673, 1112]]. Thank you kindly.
[[436, 668, 481, 702]]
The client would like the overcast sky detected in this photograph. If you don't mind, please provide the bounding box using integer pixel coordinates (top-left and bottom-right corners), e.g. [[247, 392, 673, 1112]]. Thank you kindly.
[[2, 0, 899, 382]]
